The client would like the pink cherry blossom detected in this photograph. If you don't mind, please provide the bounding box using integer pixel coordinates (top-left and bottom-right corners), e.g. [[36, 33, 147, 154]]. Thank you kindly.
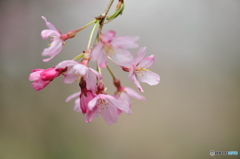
[[41, 16, 64, 62], [91, 30, 139, 68], [56, 60, 102, 91], [115, 87, 145, 114], [129, 47, 160, 92], [86, 94, 129, 125], [29, 67, 63, 91]]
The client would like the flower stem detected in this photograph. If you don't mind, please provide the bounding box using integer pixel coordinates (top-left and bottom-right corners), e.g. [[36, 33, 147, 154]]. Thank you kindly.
[[72, 53, 84, 61], [87, 21, 99, 50], [97, 65, 102, 75], [74, 20, 97, 33], [105, 1, 124, 24], [106, 65, 116, 79]]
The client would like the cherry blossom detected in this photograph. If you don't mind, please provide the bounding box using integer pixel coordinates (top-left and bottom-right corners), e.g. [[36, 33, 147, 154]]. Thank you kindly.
[[56, 60, 101, 91], [41, 16, 64, 62], [87, 94, 129, 125], [129, 47, 160, 92], [91, 30, 139, 68], [29, 67, 64, 91]]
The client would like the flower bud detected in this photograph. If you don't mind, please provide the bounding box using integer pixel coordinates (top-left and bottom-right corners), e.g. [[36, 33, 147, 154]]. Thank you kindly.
[[40, 68, 60, 81], [97, 83, 105, 93]]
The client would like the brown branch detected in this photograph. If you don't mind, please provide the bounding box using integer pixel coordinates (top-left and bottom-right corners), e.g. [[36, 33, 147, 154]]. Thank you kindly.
[[95, 0, 115, 42]]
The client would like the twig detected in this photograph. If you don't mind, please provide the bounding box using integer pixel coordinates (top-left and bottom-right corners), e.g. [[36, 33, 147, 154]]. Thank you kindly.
[[96, 0, 115, 42]]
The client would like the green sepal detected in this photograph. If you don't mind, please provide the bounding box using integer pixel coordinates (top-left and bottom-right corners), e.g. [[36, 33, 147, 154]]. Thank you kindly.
[[106, 3, 124, 21]]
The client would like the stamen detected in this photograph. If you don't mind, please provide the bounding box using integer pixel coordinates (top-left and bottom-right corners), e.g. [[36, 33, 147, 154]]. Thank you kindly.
[[136, 66, 150, 76], [104, 45, 115, 55], [97, 99, 110, 113]]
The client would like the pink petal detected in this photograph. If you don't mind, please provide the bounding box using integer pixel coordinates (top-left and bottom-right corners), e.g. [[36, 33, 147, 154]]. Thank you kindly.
[[132, 75, 144, 92], [29, 71, 41, 81], [85, 106, 98, 123], [65, 92, 80, 102], [91, 43, 103, 62], [133, 47, 147, 65], [40, 68, 59, 81], [105, 95, 129, 113], [80, 94, 88, 113], [63, 70, 79, 84], [97, 52, 108, 69], [73, 98, 82, 113], [100, 30, 116, 43], [110, 48, 133, 67], [118, 92, 132, 114], [111, 36, 139, 48], [88, 96, 100, 110], [31, 80, 50, 91], [89, 68, 102, 80], [101, 104, 118, 125], [42, 39, 63, 62], [128, 65, 135, 80], [117, 109, 123, 115], [85, 69, 97, 91], [41, 16, 58, 31], [138, 55, 155, 69], [124, 87, 146, 100], [80, 92, 95, 113], [42, 38, 62, 56], [137, 71, 160, 85], [55, 60, 78, 69], [41, 29, 60, 39], [73, 64, 88, 76]]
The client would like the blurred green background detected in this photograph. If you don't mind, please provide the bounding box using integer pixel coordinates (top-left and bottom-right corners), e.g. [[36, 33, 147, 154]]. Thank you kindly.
[[0, 0, 240, 159]]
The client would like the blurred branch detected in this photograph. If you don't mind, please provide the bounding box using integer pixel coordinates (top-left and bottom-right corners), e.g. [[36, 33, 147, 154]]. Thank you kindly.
[[95, 0, 115, 42]]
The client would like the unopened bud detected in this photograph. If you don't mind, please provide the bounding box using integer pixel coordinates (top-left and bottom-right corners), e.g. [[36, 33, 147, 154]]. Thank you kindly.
[[97, 83, 105, 93], [113, 78, 121, 88], [121, 66, 129, 72], [40, 68, 60, 81]]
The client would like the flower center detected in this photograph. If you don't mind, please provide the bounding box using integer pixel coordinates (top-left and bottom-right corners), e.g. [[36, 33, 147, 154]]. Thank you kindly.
[[104, 45, 115, 56], [47, 38, 54, 46], [97, 99, 109, 113], [136, 66, 149, 76]]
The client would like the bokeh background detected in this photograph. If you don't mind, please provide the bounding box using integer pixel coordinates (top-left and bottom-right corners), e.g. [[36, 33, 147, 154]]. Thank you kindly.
[[0, 0, 240, 159]]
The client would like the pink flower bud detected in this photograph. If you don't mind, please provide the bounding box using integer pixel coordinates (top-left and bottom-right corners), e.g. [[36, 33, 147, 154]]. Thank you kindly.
[[40, 68, 60, 81], [29, 67, 62, 91]]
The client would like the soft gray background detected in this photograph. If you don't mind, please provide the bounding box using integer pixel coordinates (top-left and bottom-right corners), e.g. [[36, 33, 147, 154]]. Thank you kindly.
[[0, 0, 239, 159]]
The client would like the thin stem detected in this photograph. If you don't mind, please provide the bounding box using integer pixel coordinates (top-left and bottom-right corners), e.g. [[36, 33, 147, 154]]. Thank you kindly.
[[97, 66, 102, 75], [106, 65, 116, 79], [72, 53, 84, 61], [74, 20, 97, 33], [87, 21, 99, 50]]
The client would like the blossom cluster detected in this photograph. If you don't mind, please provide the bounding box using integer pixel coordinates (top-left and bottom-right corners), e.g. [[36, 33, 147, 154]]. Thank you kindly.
[[29, 3, 160, 125]]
